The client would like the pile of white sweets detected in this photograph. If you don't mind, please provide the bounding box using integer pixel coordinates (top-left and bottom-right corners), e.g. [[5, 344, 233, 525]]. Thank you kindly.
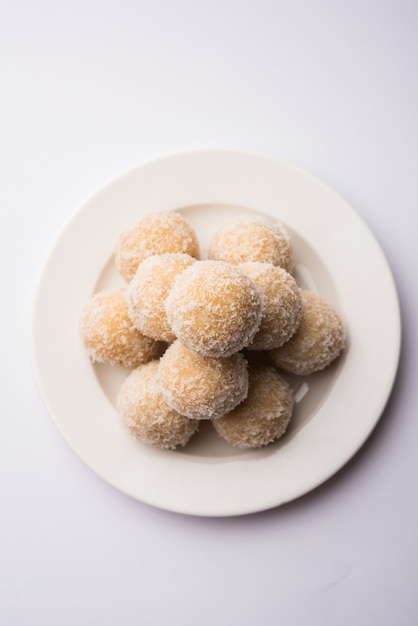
[[79, 211, 346, 450]]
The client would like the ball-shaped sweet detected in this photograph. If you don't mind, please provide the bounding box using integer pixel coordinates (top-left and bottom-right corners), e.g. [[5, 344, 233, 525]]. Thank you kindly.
[[208, 215, 293, 272], [116, 360, 199, 449], [79, 289, 160, 368], [239, 262, 302, 351], [165, 260, 262, 358], [127, 253, 196, 342], [268, 290, 346, 375], [115, 211, 200, 282], [212, 364, 294, 448], [158, 341, 249, 420]]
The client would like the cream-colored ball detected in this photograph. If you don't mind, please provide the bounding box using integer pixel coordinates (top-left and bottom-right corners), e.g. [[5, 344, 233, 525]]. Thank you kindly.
[[115, 211, 200, 282], [165, 260, 262, 358], [79, 289, 160, 368], [158, 341, 249, 420], [117, 360, 199, 449], [208, 215, 293, 272], [127, 253, 196, 342], [268, 290, 346, 375], [239, 262, 302, 351], [212, 364, 294, 448]]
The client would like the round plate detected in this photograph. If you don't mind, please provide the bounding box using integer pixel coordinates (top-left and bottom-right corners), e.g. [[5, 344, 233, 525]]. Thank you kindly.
[[32, 150, 401, 516]]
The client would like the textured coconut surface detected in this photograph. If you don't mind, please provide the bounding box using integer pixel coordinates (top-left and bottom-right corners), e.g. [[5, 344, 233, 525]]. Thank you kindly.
[[208, 214, 294, 272], [268, 290, 346, 375], [213, 364, 294, 448], [115, 210, 200, 282], [158, 340, 249, 420], [127, 252, 196, 342], [116, 360, 199, 449], [165, 260, 262, 357], [79, 288, 159, 368]]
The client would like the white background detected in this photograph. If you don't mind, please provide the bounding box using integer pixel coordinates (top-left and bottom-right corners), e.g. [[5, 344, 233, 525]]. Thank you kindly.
[[1, 1, 417, 625]]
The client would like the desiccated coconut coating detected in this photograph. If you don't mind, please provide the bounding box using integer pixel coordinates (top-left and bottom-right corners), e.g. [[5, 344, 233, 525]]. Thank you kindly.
[[208, 214, 294, 273], [79, 289, 160, 368], [116, 360, 199, 449], [127, 253, 196, 342], [268, 290, 346, 375], [165, 260, 262, 358], [212, 364, 294, 448], [239, 262, 302, 351], [115, 211, 200, 283], [158, 341, 249, 420]]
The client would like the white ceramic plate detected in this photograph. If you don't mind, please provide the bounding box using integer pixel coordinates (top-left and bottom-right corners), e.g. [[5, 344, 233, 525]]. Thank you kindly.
[[32, 150, 401, 516]]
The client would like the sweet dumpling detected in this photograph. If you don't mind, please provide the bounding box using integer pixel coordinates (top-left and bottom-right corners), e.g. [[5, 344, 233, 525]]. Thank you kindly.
[[117, 360, 199, 449], [115, 210, 200, 282], [79, 288, 160, 368], [268, 290, 346, 375], [212, 364, 294, 448], [165, 260, 262, 358], [208, 214, 294, 273]]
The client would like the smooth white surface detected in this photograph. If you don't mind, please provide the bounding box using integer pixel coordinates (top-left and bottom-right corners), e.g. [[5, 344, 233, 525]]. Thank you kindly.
[[32, 151, 400, 516], [2, 1, 417, 624]]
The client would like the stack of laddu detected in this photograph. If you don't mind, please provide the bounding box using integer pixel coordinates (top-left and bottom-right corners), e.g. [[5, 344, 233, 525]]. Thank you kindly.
[[79, 211, 346, 450]]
